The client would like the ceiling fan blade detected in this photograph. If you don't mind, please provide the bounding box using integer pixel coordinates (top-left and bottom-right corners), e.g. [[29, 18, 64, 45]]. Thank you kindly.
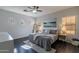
[[32, 6, 39, 9], [37, 10, 42, 12], [24, 9, 28, 12], [35, 6, 39, 9], [27, 6, 34, 9], [24, 9, 33, 12]]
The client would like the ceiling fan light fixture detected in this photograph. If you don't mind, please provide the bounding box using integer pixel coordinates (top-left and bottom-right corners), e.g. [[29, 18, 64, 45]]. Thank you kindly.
[[24, 6, 42, 13], [32, 10, 37, 13]]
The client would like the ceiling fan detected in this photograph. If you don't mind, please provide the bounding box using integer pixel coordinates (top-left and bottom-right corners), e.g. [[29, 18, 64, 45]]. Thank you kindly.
[[24, 6, 42, 13]]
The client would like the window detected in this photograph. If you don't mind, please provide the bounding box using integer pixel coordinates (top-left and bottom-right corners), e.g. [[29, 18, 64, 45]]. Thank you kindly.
[[60, 16, 76, 35]]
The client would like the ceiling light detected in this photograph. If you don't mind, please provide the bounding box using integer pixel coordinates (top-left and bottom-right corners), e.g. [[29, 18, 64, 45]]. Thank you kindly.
[[32, 10, 37, 13]]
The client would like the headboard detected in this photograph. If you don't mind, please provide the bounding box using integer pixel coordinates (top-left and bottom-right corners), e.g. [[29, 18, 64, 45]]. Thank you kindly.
[[49, 30, 57, 34]]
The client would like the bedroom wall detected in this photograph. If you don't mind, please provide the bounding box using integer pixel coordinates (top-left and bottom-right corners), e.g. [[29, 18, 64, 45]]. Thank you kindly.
[[38, 6, 79, 36], [0, 9, 34, 39], [0, 6, 79, 39]]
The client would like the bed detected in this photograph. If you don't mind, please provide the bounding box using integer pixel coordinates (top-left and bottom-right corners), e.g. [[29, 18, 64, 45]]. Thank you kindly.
[[28, 31, 58, 51]]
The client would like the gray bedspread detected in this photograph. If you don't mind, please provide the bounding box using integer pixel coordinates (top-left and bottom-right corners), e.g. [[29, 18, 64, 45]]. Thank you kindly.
[[28, 34, 57, 51], [35, 36, 53, 51]]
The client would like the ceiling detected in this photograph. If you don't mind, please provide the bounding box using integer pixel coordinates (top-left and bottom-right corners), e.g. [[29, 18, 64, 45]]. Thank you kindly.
[[0, 6, 74, 17]]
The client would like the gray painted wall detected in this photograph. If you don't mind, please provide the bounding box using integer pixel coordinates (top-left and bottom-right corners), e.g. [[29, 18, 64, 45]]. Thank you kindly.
[[38, 6, 79, 36], [0, 9, 34, 39], [0, 6, 79, 39]]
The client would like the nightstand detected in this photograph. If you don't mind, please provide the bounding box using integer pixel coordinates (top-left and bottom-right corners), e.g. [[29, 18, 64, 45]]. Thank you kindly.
[[58, 35, 66, 41]]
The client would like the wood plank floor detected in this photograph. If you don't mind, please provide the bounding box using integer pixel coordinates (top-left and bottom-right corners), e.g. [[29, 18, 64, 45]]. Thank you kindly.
[[14, 37, 79, 53], [51, 40, 79, 53]]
